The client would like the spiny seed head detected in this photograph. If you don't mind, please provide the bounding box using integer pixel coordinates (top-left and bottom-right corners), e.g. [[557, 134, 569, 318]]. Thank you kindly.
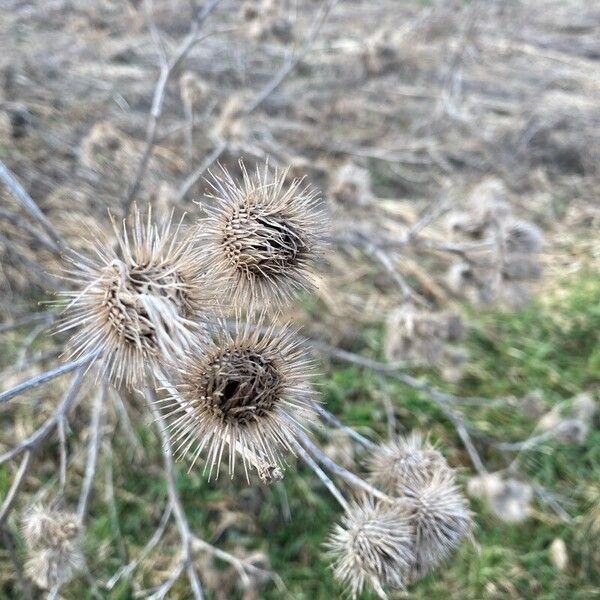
[[329, 163, 373, 210], [367, 432, 451, 494], [160, 319, 317, 480], [58, 206, 210, 387], [502, 254, 542, 281], [326, 499, 415, 599], [385, 308, 464, 365], [503, 219, 543, 254], [22, 507, 84, 590], [400, 470, 472, 577], [201, 161, 325, 308], [23, 506, 80, 550], [468, 474, 533, 523], [26, 546, 85, 590]]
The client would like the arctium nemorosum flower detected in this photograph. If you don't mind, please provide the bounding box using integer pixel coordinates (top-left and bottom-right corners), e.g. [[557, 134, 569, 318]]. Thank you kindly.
[[58, 207, 209, 387], [159, 319, 317, 480], [22, 506, 84, 590], [326, 498, 415, 599], [200, 161, 325, 307], [400, 470, 472, 577], [367, 432, 450, 495]]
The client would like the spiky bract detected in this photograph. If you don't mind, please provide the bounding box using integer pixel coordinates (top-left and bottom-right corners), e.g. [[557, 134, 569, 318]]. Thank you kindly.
[[58, 207, 208, 387], [201, 162, 325, 308], [367, 432, 450, 494], [326, 499, 414, 599], [400, 470, 472, 576], [161, 320, 316, 480]]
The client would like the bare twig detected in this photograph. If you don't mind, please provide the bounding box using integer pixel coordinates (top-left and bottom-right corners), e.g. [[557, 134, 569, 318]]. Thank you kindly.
[[0, 368, 87, 464], [0, 353, 95, 405], [106, 502, 173, 590], [0, 160, 65, 253], [176, 140, 228, 202], [246, 0, 341, 114], [144, 388, 204, 599], [77, 383, 106, 522], [289, 437, 350, 511], [123, 0, 224, 215], [0, 451, 32, 526], [297, 430, 393, 502]]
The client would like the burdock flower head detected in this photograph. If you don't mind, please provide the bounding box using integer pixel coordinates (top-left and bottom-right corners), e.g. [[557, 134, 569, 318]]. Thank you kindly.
[[58, 207, 208, 387], [200, 161, 325, 308], [367, 432, 450, 494], [161, 318, 317, 480], [326, 499, 414, 599], [22, 506, 84, 590], [400, 470, 472, 577]]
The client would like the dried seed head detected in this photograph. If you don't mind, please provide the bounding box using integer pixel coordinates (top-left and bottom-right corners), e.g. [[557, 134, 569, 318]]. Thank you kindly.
[[503, 219, 543, 254], [400, 470, 472, 576], [201, 162, 325, 307], [161, 320, 316, 480], [58, 206, 209, 387], [214, 96, 248, 145], [79, 121, 132, 174], [26, 547, 85, 590], [572, 392, 597, 422], [23, 506, 81, 550], [364, 30, 399, 76], [326, 499, 415, 599], [367, 433, 450, 494], [468, 473, 532, 523], [329, 163, 373, 211], [22, 507, 84, 590], [487, 478, 533, 523], [385, 308, 464, 366], [179, 71, 209, 111], [502, 254, 542, 281]]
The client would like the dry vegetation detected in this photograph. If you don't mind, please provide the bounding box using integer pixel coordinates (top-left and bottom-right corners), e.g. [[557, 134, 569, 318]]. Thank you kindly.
[[0, 0, 599, 598]]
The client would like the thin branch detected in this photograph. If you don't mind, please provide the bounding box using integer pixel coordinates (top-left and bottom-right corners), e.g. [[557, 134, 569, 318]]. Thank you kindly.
[[176, 140, 227, 202], [289, 437, 350, 511], [0, 311, 55, 335], [77, 383, 106, 522], [0, 160, 66, 253], [0, 451, 32, 526], [309, 401, 376, 451], [297, 430, 393, 503], [144, 387, 204, 599], [246, 0, 340, 114], [0, 368, 87, 464], [106, 502, 173, 590], [0, 353, 95, 405], [123, 0, 224, 214]]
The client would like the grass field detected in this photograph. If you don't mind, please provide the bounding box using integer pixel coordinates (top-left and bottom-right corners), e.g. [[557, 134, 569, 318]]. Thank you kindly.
[[2, 270, 596, 599]]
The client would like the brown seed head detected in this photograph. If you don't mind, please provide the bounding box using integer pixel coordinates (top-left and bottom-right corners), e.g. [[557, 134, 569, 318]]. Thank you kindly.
[[367, 432, 450, 494], [160, 319, 317, 480], [326, 499, 415, 599], [58, 206, 209, 387], [201, 162, 325, 308]]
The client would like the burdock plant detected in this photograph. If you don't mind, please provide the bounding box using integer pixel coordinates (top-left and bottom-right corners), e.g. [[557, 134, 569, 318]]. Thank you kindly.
[[200, 161, 325, 307], [326, 499, 415, 599], [58, 206, 209, 387], [160, 318, 317, 480], [22, 506, 84, 590]]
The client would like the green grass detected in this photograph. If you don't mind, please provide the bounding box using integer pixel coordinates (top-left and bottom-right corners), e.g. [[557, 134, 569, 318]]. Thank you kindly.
[[1, 273, 599, 599]]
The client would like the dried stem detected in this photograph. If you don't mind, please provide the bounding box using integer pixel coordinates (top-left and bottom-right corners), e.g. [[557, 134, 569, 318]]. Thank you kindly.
[[77, 383, 106, 522], [0, 368, 87, 464], [123, 0, 224, 215], [0, 159, 65, 253], [0, 353, 95, 406]]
